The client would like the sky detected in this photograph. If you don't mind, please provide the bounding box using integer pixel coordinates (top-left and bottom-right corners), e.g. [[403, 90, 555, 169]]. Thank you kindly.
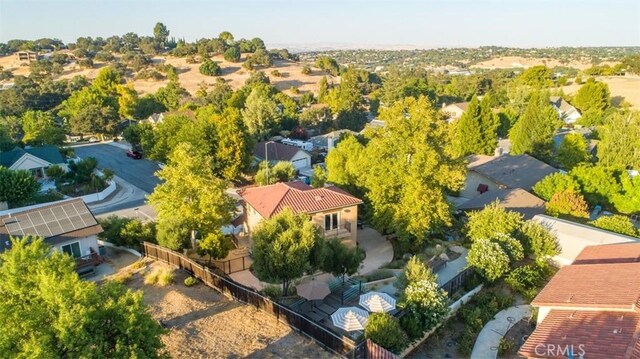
[[0, 0, 639, 48]]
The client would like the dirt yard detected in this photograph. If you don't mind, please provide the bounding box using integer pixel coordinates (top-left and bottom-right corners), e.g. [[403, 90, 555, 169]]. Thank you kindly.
[[125, 262, 336, 359]]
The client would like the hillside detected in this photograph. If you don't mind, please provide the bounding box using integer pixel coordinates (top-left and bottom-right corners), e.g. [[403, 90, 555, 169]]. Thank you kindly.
[[470, 56, 619, 70], [0, 53, 337, 97]]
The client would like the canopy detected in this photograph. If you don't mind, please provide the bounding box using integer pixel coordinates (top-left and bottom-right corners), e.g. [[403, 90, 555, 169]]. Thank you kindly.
[[331, 307, 369, 331], [296, 280, 331, 301], [359, 292, 397, 313]]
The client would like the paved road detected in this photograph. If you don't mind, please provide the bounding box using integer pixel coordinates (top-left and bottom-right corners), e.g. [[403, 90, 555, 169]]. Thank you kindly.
[[73, 144, 161, 193]]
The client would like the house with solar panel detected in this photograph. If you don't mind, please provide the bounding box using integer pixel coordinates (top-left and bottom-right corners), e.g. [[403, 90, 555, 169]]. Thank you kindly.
[[0, 198, 104, 273], [0, 145, 68, 179], [238, 182, 363, 244]]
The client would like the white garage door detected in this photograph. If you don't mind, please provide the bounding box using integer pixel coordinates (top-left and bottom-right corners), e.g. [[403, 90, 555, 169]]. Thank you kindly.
[[291, 157, 310, 169]]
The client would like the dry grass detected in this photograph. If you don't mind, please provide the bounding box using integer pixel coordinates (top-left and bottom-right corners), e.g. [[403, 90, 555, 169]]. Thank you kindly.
[[144, 266, 175, 286], [561, 75, 640, 109], [471, 56, 619, 70]]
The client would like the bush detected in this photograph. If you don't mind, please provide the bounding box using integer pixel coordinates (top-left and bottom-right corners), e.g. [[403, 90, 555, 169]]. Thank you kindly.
[[532, 173, 581, 201], [466, 200, 524, 241], [199, 59, 222, 76], [184, 276, 198, 287], [270, 69, 282, 77], [590, 215, 639, 237], [301, 65, 311, 75], [144, 267, 174, 286], [468, 239, 510, 282], [505, 265, 545, 300], [262, 284, 283, 300], [98, 216, 156, 249], [498, 338, 516, 356], [363, 269, 395, 282], [111, 271, 133, 284], [491, 233, 524, 262], [364, 313, 407, 354], [546, 190, 589, 218], [400, 278, 450, 340], [290, 86, 299, 94], [223, 46, 241, 62], [395, 256, 434, 291], [518, 220, 560, 265]]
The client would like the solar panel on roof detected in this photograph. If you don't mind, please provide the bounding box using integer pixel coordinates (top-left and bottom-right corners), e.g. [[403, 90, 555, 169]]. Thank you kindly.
[[0, 201, 97, 238]]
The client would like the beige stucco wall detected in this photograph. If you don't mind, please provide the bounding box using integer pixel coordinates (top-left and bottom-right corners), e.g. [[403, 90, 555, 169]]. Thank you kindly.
[[289, 151, 311, 170], [52, 235, 99, 258], [460, 171, 501, 199]]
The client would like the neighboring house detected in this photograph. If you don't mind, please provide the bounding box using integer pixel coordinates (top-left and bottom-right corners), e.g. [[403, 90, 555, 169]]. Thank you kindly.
[[238, 181, 363, 244], [0, 146, 67, 179], [550, 96, 581, 124], [147, 113, 165, 126], [0, 198, 104, 272], [254, 141, 311, 170], [309, 129, 358, 151], [360, 119, 386, 134], [457, 188, 545, 219], [460, 154, 560, 199], [441, 102, 468, 123], [532, 214, 639, 266], [520, 243, 640, 359]]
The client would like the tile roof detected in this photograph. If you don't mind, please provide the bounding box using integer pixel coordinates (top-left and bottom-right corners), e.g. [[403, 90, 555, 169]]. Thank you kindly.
[[254, 141, 307, 162], [574, 243, 640, 265], [519, 310, 640, 359], [0, 198, 103, 252], [0, 146, 64, 168], [457, 188, 545, 219], [469, 154, 560, 190], [532, 262, 640, 311], [239, 182, 363, 218]]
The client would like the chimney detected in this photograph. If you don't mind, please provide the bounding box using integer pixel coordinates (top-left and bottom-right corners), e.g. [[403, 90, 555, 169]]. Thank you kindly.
[[327, 137, 335, 151], [494, 147, 503, 157]]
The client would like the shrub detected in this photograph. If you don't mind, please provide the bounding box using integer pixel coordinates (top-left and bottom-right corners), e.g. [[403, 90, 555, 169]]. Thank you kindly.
[[98, 216, 156, 249], [144, 267, 174, 286], [199, 59, 221, 76], [111, 271, 133, 284], [301, 65, 311, 75], [184, 276, 198, 287], [498, 338, 516, 357], [590, 215, 639, 237], [364, 269, 395, 282], [467, 239, 510, 282], [491, 233, 524, 262], [223, 46, 241, 62], [395, 256, 435, 291], [262, 284, 283, 300], [466, 200, 524, 241], [505, 265, 545, 300], [518, 221, 560, 265], [400, 278, 450, 340], [290, 86, 299, 94], [546, 190, 589, 218], [365, 313, 407, 354], [532, 173, 581, 201], [270, 69, 282, 77]]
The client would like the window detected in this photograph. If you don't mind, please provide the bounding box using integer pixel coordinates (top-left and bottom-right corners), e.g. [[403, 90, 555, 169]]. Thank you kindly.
[[61, 242, 81, 258], [324, 213, 339, 231]]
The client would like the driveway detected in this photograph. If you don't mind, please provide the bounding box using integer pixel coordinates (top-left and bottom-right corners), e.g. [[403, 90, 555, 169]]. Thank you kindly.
[[73, 143, 161, 193]]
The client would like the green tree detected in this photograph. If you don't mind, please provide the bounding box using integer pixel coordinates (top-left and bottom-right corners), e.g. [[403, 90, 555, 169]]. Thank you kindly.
[[364, 313, 407, 354], [241, 88, 281, 139], [21, 110, 65, 146], [467, 239, 510, 282], [532, 172, 581, 201], [466, 200, 524, 241], [318, 76, 329, 102], [569, 164, 621, 206], [218, 31, 235, 44], [58, 87, 119, 136], [310, 165, 327, 188], [517, 65, 553, 88], [612, 174, 640, 214], [255, 161, 295, 185], [251, 208, 323, 294], [116, 84, 138, 119], [223, 46, 241, 62], [149, 143, 235, 251], [546, 190, 590, 218], [199, 59, 222, 76], [153, 22, 170, 45], [518, 220, 560, 266], [210, 108, 255, 180], [573, 79, 611, 126], [509, 91, 562, 160], [0, 167, 40, 207], [556, 133, 589, 170], [395, 256, 436, 292], [0, 237, 166, 358], [314, 56, 340, 76], [197, 231, 235, 263], [155, 79, 186, 110], [399, 271, 450, 340], [98, 216, 156, 248], [589, 215, 638, 237], [318, 238, 364, 283], [453, 95, 499, 156], [597, 111, 640, 170]]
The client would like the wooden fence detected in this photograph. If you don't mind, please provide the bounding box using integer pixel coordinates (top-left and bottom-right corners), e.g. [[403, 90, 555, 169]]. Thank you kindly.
[[142, 242, 356, 357]]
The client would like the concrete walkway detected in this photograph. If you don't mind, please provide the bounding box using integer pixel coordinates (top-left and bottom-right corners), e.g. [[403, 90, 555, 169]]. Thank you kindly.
[[88, 175, 149, 215], [437, 247, 468, 286], [470, 304, 532, 359]]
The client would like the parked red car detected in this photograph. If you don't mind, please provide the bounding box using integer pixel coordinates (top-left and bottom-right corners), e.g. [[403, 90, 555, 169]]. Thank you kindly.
[[126, 149, 142, 159]]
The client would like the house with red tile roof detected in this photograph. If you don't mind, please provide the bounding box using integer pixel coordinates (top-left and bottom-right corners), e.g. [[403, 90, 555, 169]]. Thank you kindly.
[[519, 243, 640, 358], [238, 182, 363, 244]]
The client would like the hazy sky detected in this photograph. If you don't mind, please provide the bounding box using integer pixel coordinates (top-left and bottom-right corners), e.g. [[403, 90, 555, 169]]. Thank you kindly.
[[1, 0, 639, 48]]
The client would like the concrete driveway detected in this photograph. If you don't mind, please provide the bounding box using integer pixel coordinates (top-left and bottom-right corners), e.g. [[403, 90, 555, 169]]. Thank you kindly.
[[73, 143, 161, 193]]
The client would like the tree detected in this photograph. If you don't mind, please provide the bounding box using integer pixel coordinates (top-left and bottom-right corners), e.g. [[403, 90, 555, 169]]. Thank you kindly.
[[58, 87, 119, 136], [197, 231, 235, 263], [209, 108, 255, 181], [399, 271, 450, 340], [453, 95, 499, 156], [509, 91, 562, 160], [556, 133, 590, 170], [155, 79, 186, 110], [517, 65, 553, 88], [395, 256, 436, 292], [573, 79, 611, 126], [466, 200, 524, 242], [315, 56, 340, 76], [199, 59, 222, 76], [569, 164, 620, 206], [318, 238, 364, 283], [533, 172, 581, 201], [116, 84, 138, 119], [0, 167, 40, 207], [99, 216, 156, 248], [251, 208, 323, 294], [597, 111, 640, 170], [518, 220, 560, 266], [149, 143, 235, 251], [218, 31, 234, 44], [255, 161, 295, 185], [612, 174, 640, 214], [364, 313, 407, 354], [241, 88, 281, 139], [45, 165, 65, 183], [311, 165, 327, 188], [0, 237, 166, 357], [223, 46, 241, 62], [590, 215, 638, 237], [153, 22, 170, 45], [301, 65, 311, 75], [21, 110, 65, 146], [546, 190, 590, 218], [467, 239, 510, 282]]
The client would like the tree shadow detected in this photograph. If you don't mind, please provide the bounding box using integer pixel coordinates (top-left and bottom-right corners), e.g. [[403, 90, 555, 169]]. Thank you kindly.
[[221, 66, 241, 76], [611, 95, 626, 107], [244, 331, 337, 359]]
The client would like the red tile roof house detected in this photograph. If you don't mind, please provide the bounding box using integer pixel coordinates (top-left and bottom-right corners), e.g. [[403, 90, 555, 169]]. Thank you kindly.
[[519, 243, 640, 359], [238, 182, 363, 245]]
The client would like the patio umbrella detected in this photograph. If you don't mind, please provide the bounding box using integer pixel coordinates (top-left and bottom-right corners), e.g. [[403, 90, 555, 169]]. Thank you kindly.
[[359, 292, 396, 313], [296, 280, 331, 301], [331, 307, 369, 331]]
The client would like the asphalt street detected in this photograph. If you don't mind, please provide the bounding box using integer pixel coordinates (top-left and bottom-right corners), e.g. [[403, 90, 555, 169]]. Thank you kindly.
[[73, 144, 162, 194]]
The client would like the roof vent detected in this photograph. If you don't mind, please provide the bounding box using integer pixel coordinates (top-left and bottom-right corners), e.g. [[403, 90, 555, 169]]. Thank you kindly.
[[618, 315, 625, 321], [565, 295, 574, 303], [314, 195, 323, 202], [613, 328, 623, 334]]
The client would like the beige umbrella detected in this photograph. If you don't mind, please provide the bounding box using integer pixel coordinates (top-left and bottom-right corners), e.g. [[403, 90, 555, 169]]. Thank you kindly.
[[359, 292, 396, 313], [296, 280, 331, 301], [331, 307, 369, 331]]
